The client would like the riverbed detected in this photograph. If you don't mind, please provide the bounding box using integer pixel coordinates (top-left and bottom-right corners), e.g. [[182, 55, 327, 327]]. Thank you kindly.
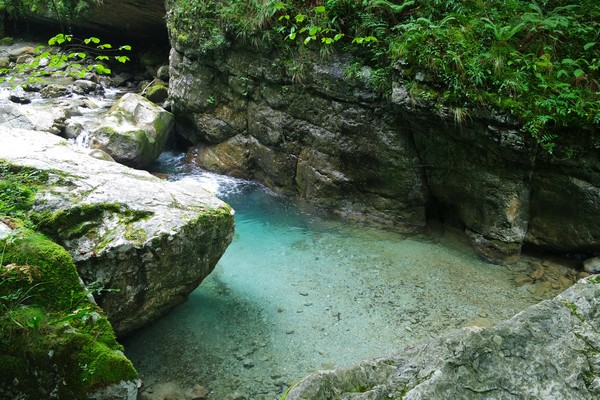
[[122, 151, 570, 400]]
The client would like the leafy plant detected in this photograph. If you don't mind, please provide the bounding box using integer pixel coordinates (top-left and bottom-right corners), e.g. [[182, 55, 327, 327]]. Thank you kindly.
[[1, 0, 104, 22], [0, 33, 132, 84], [166, 0, 598, 154]]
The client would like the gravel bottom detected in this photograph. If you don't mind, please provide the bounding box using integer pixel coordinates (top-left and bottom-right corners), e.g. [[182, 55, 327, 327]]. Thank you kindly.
[[122, 154, 578, 400]]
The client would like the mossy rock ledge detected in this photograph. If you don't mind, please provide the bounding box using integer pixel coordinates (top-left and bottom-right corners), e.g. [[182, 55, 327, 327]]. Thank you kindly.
[[0, 127, 235, 337], [0, 224, 139, 400], [285, 275, 600, 399]]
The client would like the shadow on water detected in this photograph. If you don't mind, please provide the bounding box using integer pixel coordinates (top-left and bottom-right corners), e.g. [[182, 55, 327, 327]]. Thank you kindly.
[[123, 151, 565, 400]]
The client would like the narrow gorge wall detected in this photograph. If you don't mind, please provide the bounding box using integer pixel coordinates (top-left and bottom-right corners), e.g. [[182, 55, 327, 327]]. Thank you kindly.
[[169, 45, 429, 231], [168, 39, 600, 262]]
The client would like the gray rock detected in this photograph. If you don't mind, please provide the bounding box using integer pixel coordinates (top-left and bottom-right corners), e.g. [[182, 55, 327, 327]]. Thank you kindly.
[[171, 46, 428, 230], [16, 53, 34, 64], [41, 84, 69, 99], [88, 379, 141, 400], [285, 276, 600, 399], [583, 257, 600, 273], [0, 128, 235, 336], [7, 46, 35, 61], [167, 36, 600, 258], [8, 86, 31, 104], [0, 103, 34, 129], [64, 121, 83, 138], [88, 92, 174, 168], [157, 64, 170, 81], [0, 101, 66, 134], [74, 79, 99, 94], [112, 72, 135, 87]]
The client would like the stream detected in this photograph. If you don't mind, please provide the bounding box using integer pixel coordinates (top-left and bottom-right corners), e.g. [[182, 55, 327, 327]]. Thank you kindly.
[[121, 151, 569, 400]]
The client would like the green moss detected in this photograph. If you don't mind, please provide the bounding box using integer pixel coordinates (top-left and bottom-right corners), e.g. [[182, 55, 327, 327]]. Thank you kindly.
[[32, 203, 152, 248], [0, 161, 50, 223], [0, 229, 138, 398], [79, 340, 137, 389], [1, 231, 84, 310], [146, 84, 169, 103], [124, 223, 148, 244]]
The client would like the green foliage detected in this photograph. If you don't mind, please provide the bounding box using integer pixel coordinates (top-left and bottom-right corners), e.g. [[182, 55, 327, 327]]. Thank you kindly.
[[0, 33, 131, 84], [388, 0, 599, 154], [1, 0, 103, 21], [168, 0, 599, 154], [0, 228, 137, 396]]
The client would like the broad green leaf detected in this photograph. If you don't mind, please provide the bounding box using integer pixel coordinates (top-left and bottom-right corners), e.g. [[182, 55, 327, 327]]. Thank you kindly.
[[115, 55, 130, 63], [315, 6, 326, 13], [573, 69, 585, 78]]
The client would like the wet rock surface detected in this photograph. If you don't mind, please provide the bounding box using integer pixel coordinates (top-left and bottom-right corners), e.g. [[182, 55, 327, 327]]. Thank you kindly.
[[170, 47, 429, 232], [88, 92, 174, 168]]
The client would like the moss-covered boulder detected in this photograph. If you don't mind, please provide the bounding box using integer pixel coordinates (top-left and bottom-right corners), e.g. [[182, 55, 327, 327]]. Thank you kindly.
[[88, 93, 174, 169], [0, 222, 138, 399], [144, 83, 169, 103], [0, 127, 235, 336]]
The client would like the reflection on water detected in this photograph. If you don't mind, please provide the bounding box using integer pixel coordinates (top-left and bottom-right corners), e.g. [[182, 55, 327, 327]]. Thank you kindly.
[[123, 151, 561, 400]]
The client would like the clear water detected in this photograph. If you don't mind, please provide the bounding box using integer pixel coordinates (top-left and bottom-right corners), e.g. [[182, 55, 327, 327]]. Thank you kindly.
[[122, 151, 557, 400]]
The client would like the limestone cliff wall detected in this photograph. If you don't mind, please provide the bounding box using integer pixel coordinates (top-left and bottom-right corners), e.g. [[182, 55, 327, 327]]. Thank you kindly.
[[168, 40, 600, 262]]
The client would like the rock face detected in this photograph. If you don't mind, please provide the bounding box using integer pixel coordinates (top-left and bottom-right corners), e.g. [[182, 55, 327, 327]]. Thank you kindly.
[[285, 276, 600, 399], [89, 93, 174, 169], [22, 0, 167, 39], [168, 39, 600, 260], [0, 127, 235, 336], [170, 46, 429, 231]]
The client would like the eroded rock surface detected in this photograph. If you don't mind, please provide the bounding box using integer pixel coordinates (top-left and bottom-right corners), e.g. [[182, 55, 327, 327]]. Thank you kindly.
[[285, 276, 600, 400], [0, 128, 234, 336]]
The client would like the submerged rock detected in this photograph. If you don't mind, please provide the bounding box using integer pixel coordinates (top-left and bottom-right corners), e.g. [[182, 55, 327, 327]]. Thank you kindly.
[[285, 276, 600, 399], [0, 128, 235, 336], [89, 92, 174, 168]]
